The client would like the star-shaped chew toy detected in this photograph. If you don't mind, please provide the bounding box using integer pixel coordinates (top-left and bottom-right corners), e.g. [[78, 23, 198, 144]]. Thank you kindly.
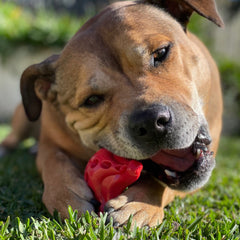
[[84, 149, 143, 212]]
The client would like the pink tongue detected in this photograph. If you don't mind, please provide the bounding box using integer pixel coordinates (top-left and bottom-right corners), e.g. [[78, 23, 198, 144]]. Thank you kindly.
[[151, 148, 195, 172]]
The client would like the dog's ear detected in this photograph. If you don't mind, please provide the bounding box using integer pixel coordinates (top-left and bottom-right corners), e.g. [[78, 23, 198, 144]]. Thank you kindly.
[[20, 54, 59, 121], [142, 0, 224, 29]]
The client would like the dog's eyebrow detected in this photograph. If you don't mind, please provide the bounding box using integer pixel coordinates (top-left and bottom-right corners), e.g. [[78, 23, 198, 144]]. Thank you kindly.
[[87, 73, 111, 92], [88, 76, 99, 90], [132, 46, 146, 56]]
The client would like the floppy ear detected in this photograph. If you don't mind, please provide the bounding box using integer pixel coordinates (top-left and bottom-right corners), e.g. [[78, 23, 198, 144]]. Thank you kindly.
[[142, 0, 224, 29], [20, 54, 59, 121]]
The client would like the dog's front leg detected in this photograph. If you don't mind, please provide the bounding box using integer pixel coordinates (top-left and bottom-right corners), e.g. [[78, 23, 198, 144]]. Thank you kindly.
[[105, 173, 180, 228], [36, 144, 95, 219]]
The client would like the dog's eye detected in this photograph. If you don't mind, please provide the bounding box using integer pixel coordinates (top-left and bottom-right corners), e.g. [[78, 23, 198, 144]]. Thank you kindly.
[[83, 95, 104, 107], [152, 45, 171, 67]]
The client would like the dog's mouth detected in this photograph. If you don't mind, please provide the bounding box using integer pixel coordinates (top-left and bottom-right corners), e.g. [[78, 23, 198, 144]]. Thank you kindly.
[[99, 126, 215, 191], [140, 128, 215, 191]]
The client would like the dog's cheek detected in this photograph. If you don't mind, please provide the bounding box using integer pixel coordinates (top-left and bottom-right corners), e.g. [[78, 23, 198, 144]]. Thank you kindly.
[[64, 112, 103, 150], [79, 132, 100, 151], [64, 111, 80, 133]]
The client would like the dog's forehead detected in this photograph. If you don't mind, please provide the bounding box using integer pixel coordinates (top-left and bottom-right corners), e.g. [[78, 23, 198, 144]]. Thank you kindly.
[[95, 3, 183, 44], [59, 2, 185, 66], [69, 2, 184, 53], [55, 2, 187, 95]]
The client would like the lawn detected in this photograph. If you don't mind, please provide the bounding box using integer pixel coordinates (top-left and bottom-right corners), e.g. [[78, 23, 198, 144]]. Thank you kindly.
[[0, 125, 239, 239]]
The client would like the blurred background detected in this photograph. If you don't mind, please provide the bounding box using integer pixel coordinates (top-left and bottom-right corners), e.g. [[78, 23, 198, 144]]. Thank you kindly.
[[0, 0, 239, 136]]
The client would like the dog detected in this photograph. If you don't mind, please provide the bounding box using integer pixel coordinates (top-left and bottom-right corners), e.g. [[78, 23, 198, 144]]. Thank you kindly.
[[1, 0, 223, 227]]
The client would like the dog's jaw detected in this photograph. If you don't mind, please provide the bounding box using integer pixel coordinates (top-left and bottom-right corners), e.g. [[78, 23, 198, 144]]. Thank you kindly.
[[99, 122, 215, 192], [145, 125, 215, 191]]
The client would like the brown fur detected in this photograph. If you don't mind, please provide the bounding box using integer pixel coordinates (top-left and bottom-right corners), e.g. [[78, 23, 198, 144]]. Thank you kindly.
[[1, 0, 223, 227]]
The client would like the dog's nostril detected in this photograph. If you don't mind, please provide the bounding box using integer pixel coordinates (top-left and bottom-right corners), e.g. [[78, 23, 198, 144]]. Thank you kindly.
[[156, 111, 171, 127], [138, 127, 147, 136], [157, 117, 168, 126]]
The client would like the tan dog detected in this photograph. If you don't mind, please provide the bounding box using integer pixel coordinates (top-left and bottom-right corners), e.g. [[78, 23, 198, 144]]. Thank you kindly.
[[1, 0, 223, 227]]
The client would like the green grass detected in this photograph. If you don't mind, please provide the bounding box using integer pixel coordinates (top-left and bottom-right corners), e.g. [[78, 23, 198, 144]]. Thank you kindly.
[[0, 125, 240, 239]]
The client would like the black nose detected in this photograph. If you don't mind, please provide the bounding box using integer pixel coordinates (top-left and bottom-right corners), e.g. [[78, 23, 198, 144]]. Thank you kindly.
[[129, 105, 172, 143]]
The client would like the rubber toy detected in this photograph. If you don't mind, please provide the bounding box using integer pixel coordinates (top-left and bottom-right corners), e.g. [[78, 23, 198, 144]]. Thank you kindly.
[[84, 149, 143, 212]]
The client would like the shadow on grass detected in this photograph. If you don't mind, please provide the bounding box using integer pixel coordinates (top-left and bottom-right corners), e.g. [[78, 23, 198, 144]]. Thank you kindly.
[[0, 146, 50, 221]]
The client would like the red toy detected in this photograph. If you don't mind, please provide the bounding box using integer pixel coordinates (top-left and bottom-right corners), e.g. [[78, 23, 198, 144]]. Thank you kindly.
[[84, 149, 143, 212]]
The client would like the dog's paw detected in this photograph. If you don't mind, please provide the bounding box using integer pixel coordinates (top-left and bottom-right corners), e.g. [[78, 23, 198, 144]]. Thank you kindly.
[[104, 188, 164, 228], [42, 176, 97, 219]]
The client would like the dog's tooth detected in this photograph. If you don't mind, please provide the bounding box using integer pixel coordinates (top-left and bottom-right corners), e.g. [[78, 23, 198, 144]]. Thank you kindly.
[[203, 146, 208, 152], [197, 133, 205, 140], [196, 149, 201, 159], [164, 169, 177, 178]]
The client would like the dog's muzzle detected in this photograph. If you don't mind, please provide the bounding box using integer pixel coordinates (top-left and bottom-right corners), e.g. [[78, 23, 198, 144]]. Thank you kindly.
[[126, 103, 215, 191]]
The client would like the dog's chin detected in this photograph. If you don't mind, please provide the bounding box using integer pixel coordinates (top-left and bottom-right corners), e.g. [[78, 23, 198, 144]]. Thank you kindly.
[[141, 135, 215, 192]]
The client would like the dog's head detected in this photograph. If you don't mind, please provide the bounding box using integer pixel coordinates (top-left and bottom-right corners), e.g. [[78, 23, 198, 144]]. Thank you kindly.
[[20, 0, 223, 192]]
